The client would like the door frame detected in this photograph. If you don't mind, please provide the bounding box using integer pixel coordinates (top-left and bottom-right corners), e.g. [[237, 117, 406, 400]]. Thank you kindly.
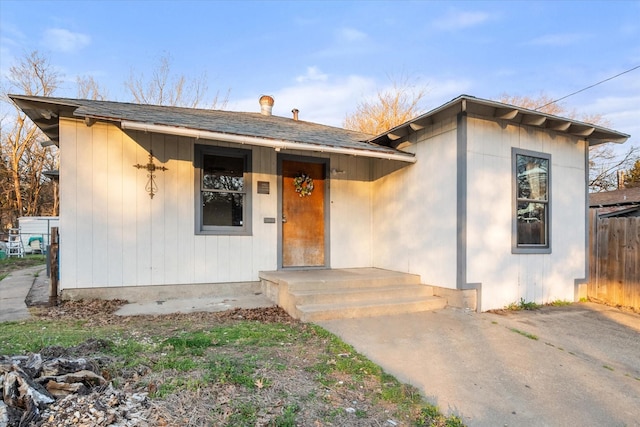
[[277, 154, 330, 270]]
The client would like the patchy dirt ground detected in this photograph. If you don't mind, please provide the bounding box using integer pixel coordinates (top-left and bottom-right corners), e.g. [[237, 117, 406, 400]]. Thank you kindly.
[[3, 301, 434, 427]]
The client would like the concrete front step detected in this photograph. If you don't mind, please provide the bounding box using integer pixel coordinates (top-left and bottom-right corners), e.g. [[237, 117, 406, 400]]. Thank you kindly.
[[290, 284, 435, 306], [259, 268, 450, 321], [297, 295, 447, 322], [260, 268, 421, 292], [289, 276, 422, 292]]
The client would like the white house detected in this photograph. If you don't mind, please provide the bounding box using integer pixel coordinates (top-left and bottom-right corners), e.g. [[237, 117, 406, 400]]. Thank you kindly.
[[10, 94, 629, 313]]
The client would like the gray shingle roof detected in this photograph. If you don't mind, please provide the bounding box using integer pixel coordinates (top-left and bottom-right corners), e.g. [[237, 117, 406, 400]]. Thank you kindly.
[[589, 187, 640, 207], [9, 95, 411, 158]]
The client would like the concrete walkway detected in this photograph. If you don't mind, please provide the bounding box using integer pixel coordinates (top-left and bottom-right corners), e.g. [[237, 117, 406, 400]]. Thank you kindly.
[[0, 265, 46, 322], [115, 294, 275, 316], [0, 265, 274, 320], [319, 304, 640, 427]]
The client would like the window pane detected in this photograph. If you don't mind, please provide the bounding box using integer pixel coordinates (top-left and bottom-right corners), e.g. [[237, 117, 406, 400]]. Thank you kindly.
[[202, 192, 244, 226], [517, 155, 548, 201], [202, 155, 244, 191], [517, 202, 547, 245]]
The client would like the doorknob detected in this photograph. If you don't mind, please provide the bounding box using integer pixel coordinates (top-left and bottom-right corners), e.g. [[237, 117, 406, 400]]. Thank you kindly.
[[282, 215, 287, 223]]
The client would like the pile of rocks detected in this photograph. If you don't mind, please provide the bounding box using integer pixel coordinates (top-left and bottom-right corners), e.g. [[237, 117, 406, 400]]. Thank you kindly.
[[0, 353, 156, 426]]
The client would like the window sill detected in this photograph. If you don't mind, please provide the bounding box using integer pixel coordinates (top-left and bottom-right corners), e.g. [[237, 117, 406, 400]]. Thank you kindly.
[[512, 247, 551, 254]]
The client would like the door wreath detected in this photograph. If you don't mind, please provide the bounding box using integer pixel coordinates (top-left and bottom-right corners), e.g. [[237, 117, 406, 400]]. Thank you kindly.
[[293, 172, 314, 197]]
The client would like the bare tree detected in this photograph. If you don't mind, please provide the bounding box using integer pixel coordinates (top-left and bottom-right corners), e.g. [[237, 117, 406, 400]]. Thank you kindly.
[[125, 52, 229, 109], [76, 75, 107, 100], [0, 51, 61, 228], [498, 92, 569, 117], [498, 92, 611, 126], [589, 144, 639, 192], [497, 92, 638, 192], [344, 75, 428, 135]]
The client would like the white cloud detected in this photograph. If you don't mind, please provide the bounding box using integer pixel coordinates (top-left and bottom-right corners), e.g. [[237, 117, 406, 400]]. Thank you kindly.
[[528, 33, 588, 47], [313, 27, 375, 58], [586, 94, 640, 143], [230, 69, 473, 128], [43, 28, 90, 53], [433, 10, 490, 31], [231, 72, 377, 127], [296, 66, 328, 83], [337, 27, 367, 43]]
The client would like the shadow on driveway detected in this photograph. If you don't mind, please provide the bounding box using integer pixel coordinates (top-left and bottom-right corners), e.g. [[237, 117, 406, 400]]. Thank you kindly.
[[319, 302, 640, 427]]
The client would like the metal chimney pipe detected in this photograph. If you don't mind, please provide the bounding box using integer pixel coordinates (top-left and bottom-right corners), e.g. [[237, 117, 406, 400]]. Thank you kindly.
[[292, 108, 299, 121], [259, 95, 274, 116]]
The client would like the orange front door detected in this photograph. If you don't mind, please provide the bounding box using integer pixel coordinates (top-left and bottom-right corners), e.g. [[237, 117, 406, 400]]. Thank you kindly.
[[282, 160, 326, 267]]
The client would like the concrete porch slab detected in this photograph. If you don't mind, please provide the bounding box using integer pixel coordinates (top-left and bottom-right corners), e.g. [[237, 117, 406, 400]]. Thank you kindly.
[[259, 267, 422, 288]]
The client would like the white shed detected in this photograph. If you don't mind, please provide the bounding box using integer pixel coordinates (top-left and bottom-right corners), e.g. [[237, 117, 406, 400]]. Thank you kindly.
[[17, 216, 59, 254]]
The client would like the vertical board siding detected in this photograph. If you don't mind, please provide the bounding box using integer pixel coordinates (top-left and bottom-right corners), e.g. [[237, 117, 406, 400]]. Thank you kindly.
[[134, 132, 152, 285], [162, 135, 179, 285], [121, 128, 139, 285], [176, 137, 194, 283], [150, 133, 166, 286], [107, 125, 123, 287], [252, 148, 278, 272], [465, 117, 587, 310], [59, 119, 77, 288], [329, 155, 373, 268], [92, 125, 109, 286], [372, 117, 458, 287], [590, 216, 640, 309], [75, 122, 94, 286], [59, 120, 377, 290]]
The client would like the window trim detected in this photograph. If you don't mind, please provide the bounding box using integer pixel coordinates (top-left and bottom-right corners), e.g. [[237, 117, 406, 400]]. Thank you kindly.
[[194, 144, 252, 235], [512, 148, 551, 254]]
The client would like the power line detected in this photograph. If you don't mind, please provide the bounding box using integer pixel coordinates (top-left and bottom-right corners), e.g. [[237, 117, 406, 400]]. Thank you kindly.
[[535, 65, 640, 111]]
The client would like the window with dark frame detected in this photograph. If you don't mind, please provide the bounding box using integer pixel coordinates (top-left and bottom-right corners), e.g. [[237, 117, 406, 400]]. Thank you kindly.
[[195, 145, 251, 235], [513, 149, 550, 253]]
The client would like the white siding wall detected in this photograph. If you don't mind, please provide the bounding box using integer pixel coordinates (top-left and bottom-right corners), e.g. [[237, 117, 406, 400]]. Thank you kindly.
[[371, 117, 458, 288], [59, 114, 587, 305], [59, 119, 278, 289], [465, 116, 587, 310], [58, 119, 375, 290], [328, 155, 373, 268]]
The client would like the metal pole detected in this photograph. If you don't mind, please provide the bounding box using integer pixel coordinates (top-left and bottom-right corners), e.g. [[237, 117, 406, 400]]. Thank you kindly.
[[49, 227, 59, 306]]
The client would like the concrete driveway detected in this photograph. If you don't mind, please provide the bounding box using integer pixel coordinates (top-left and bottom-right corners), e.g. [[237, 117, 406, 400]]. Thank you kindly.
[[319, 303, 640, 427]]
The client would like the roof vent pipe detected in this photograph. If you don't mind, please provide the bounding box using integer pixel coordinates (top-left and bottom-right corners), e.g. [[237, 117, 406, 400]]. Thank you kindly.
[[292, 108, 299, 121], [259, 95, 274, 116]]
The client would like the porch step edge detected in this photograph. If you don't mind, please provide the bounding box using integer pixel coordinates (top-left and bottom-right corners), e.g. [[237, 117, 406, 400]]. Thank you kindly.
[[287, 276, 421, 291], [291, 284, 435, 305], [297, 295, 447, 322]]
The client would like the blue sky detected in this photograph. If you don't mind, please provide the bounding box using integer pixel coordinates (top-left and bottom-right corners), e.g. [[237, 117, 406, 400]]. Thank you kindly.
[[1, 0, 639, 148]]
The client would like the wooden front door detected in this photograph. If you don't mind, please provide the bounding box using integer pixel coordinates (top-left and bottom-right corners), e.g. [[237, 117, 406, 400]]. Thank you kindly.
[[282, 160, 326, 267]]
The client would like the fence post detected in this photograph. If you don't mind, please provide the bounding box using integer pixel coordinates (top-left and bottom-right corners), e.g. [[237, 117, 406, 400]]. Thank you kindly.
[[49, 227, 59, 307]]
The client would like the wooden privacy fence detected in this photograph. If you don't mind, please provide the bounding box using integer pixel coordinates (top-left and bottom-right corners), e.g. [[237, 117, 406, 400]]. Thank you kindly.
[[589, 212, 640, 309]]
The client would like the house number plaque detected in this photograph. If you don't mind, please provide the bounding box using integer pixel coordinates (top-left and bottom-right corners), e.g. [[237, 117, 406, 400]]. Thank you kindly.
[[257, 181, 270, 194]]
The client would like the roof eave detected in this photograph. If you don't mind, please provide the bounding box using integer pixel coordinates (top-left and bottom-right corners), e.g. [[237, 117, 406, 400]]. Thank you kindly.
[[369, 95, 630, 148], [8, 95, 83, 146], [120, 121, 416, 163]]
